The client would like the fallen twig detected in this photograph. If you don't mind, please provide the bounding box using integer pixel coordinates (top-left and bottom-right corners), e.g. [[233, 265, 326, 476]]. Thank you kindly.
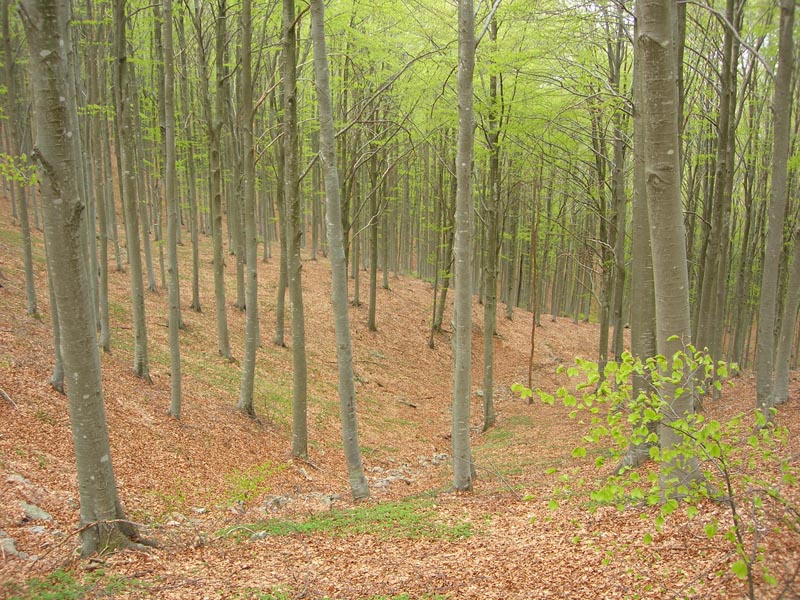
[[0, 386, 17, 408]]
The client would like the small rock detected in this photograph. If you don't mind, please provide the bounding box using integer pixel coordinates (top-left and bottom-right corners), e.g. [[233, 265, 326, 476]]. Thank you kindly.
[[20, 502, 52, 522], [0, 535, 21, 557], [165, 520, 181, 527], [431, 453, 448, 466], [28, 526, 47, 535], [169, 512, 186, 523], [263, 496, 291, 512], [192, 507, 207, 515], [7, 474, 31, 486], [367, 466, 384, 474], [250, 531, 269, 541]]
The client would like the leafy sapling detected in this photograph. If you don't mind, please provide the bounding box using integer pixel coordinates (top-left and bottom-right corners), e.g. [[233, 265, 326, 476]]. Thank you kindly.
[[513, 347, 799, 599]]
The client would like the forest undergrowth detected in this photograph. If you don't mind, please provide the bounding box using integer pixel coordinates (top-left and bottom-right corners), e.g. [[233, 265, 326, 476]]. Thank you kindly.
[[1, 200, 799, 599]]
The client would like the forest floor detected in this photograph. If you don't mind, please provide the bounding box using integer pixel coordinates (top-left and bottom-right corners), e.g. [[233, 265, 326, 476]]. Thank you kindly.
[[0, 199, 799, 600]]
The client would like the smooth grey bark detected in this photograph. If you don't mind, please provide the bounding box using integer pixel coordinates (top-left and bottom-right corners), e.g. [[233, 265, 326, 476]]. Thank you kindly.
[[775, 227, 800, 405], [131, 87, 157, 294], [237, 0, 259, 418], [21, 0, 145, 555], [163, 0, 182, 419], [368, 153, 379, 331], [481, 18, 500, 431], [178, 12, 201, 312], [2, 0, 37, 317], [213, 0, 231, 359], [114, 0, 151, 382], [619, 28, 657, 471], [43, 233, 64, 393], [268, 56, 288, 347], [637, 0, 700, 495], [84, 4, 110, 353], [694, 0, 739, 361], [755, 0, 794, 415], [452, 0, 476, 492], [433, 166, 456, 333], [309, 0, 369, 499], [283, 0, 308, 458], [102, 118, 125, 274]]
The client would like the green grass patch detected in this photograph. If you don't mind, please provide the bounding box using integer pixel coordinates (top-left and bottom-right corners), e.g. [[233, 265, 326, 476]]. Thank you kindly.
[[3, 568, 147, 599], [505, 414, 535, 428], [225, 460, 288, 505], [219, 498, 473, 541]]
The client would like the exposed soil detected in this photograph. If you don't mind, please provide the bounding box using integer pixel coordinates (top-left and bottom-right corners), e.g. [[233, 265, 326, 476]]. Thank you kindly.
[[0, 198, 799, 599]]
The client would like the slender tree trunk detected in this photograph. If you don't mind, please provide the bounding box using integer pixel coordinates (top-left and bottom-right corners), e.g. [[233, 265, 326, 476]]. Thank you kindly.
[[283, 0, 308, 458], [619, 31, 657, 470], [309, 0, 370, 499], [211, 0, 231, 358], [237, 0, 259, 418], [482, 19, 500, 431], [114, 0, 151, 382], [756, 0, 794, 415], [163, 0, 182, 419], [2, 0, 37, 317], [368, 152, 379, 331], [178, 12, 201, 312], [452, 0, 476, 491]]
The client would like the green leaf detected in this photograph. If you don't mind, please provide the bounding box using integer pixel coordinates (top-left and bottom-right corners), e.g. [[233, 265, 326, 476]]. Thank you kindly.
[[572, 446, 587, 458], [643, 532, 653, 544], [548, 499, 559, 511], [686, 505, 698, 520], [705, 521, 718, 538], [731, 559, 749, 580]]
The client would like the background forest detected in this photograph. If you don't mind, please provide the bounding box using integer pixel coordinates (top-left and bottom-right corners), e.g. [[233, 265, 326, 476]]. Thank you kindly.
[[1, 0, 800, 597]]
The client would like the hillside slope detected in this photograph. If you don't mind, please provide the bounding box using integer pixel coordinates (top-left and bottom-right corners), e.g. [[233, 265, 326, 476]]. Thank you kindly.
[[1, 200, 798, 599]]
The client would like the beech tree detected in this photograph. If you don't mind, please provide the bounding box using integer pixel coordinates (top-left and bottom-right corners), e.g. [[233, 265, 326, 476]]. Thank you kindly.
[[755, 0, 795, 416], [310, 0, 370, 499], [114, 0, 151, 382], [637, 0, 700, 493], [21, 0, 146, 554], [163, 0, 182, 419], [237, 0, 260, 418], [452, 0, 476, 492], [283, 0, 308, 457]]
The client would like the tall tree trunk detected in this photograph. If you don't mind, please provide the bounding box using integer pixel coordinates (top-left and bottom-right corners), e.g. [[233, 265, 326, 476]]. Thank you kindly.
[[481, 18, 500, 431], [452, 0, 476, 492], [273, 155, 289, 346], [755, 0, 794, 415], [2, 0, 37, 317], [637, 0, 700, 495], [309, 0, 370, 499], [211, 0, 231, 358], [163, 0, 182, 419], [283, 0, 308, 458], [368, 151, 379, 331], [114, 0, 151, 382], [619, 29, 657, 470], [21, 0, 146, 554], [237, 0, 259, 418], [178, 11, 201, 312]]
